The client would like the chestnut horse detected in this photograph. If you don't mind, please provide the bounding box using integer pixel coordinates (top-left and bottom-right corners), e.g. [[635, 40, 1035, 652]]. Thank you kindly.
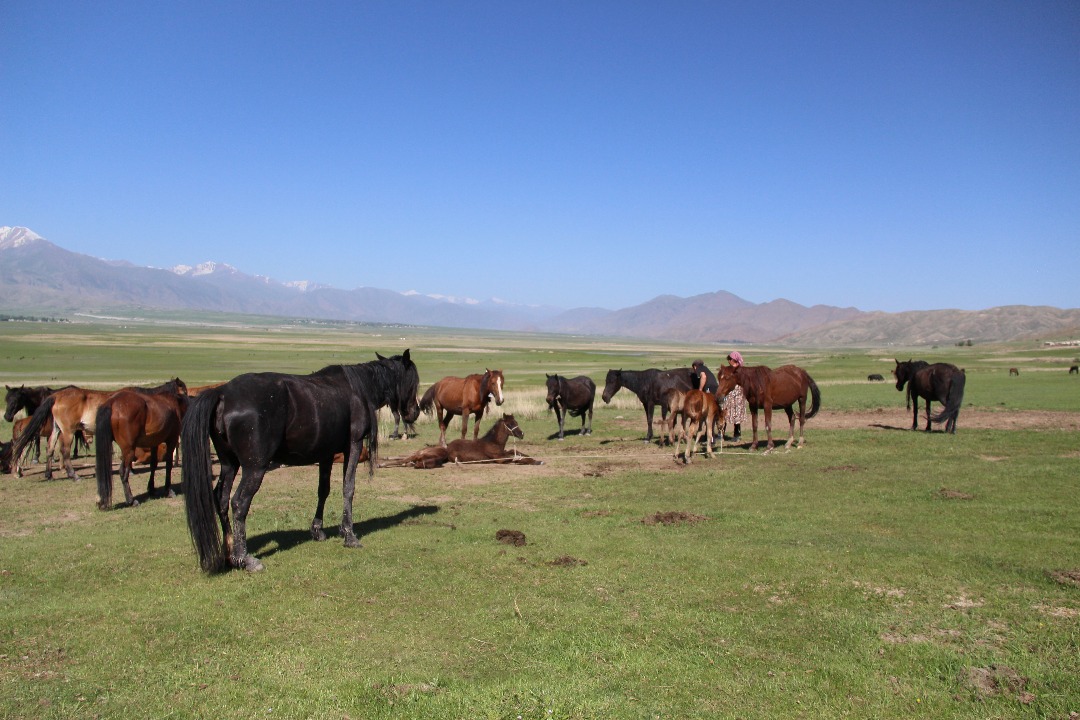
[[893, 359, 965, 433], [419, 369, 505, 447], [716, 364, 820, 452], [381, 413, 540, 469], [545, 374, 595, 439], [10, 379, 185, 481], [94, 379, 189, 509], [665, 388, 724, 463], [602, 368, 695, 443]]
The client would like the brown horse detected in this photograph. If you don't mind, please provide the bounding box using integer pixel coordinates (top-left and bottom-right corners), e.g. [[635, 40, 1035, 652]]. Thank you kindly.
[[381, 413, 540, 468], [11, 379, 186, 481], [1008, 367, 1019, 376], [716, 364, 821, 452], [419, 369, 505, 447], [94, 379, 189, 509], [669, 389, 724, 463], [8, 414, 54, 477]]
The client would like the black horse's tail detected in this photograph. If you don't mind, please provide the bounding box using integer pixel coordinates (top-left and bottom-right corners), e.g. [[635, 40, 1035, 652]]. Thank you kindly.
[[418, 384, 437, 416], [930, 371, 966, 431], [182, 389, 224, 573], [806, 376, 821, 419], [364, 394, 379, 479], [9, 396, 55, 469], [94, 403, 115, 509]]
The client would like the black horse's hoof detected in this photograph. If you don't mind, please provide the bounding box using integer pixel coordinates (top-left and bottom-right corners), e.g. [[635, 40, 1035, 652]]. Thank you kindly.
[[343, 536, 362, 549]]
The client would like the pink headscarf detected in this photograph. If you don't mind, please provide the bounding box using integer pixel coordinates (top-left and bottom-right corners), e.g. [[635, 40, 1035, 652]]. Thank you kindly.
[[727, 351, 744, 367]]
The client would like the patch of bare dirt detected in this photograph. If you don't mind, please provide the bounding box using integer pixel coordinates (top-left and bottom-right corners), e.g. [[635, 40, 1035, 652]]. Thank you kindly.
[[642, 511, 708, 526], [495, 529, 526, 546], [961, 665, 1034, 704], [1048, 569, 1080, 588]]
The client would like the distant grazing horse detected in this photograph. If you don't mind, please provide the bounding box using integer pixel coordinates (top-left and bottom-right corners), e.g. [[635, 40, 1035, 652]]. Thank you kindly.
[[1009, 367, 1019, 376], [381, 413, 541, 469], [1071, 366, 1079, 375], [867, 374, 885, 382], [10, 380, 182, 481], [545, 374, 595, 439], [893, 359, 965, 433], [95, 379, 189, 509], [717, 364, 821, 452], [420, 369, 505, 447], [182, 351, 420, 573], [668, 389, 723, 463], [602, 368, 695, 442]]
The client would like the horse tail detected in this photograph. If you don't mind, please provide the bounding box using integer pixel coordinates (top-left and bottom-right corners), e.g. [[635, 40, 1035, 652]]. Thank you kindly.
[[930, 371, 966, 428], [9, 396, 55, 468], [182, 389, 224, 573], [419, 384, 437, 415], [94, 403, 115, 509], [364, 395, 379, 479], [805, 375, 821, 419]]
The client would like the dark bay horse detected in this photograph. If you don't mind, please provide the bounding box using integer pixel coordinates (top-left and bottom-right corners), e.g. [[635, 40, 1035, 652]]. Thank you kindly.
[[419, 369, 505, 447], [95, 380, 189, 509], [602, 368, 694, 442], [893, 359, 965, 433], [717, 364, 820, 452], [381, 413, 541, 469], [182, 351, 420, 573], [10, 380, 182, 481], [545, 374, 595, 439]]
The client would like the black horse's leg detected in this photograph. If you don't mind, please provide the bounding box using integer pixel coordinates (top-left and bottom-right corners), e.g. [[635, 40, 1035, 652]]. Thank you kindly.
[[310, 460, 332, 541], [555, 406, 565, 440], [339, 450, 362, 548], [644, 400, 655, 442], [230, 465, 267, 572], [924, 397, 933, 432], [214, 460, 238, 563]]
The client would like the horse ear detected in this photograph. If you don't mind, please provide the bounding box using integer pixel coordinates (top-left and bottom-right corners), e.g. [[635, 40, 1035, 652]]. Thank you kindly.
[[376, 352, 386, 360], [402, 349, 411, 362]]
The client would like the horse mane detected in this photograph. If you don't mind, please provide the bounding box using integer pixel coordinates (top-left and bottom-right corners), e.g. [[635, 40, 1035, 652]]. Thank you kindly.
[[739, 366, 771, 402]]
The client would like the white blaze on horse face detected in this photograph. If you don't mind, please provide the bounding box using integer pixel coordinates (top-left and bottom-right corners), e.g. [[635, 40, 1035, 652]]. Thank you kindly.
[[493, 375, 504, 405]]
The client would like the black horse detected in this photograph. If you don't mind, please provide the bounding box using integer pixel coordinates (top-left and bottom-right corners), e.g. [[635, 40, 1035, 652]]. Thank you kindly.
[[893, 359, 966, 433], [182, 351, 420, 573], [545, 374, 596, 439], [602, 368, 694, 442], [867, 374, 885, 382]]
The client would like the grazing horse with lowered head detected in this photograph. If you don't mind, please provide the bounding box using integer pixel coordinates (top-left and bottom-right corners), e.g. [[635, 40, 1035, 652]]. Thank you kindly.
[[867, 374, 885, 382], [717, 364, 820, 452], [1071, 366, 1079, 375], [94, 379, 189, 509], [182, 351, 420, 573], [381, 413, 541, 469], [1009, 367, 1019, 376], [419, 369, 505, 447], [602, 367, 694, 443], [893, 359, 965, 433], [545, 374, 595, 439], [10, 380, 183, 481]]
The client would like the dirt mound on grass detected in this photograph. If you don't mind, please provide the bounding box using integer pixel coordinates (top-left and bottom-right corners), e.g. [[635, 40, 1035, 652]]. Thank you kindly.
[[643, 511, 708, 526]]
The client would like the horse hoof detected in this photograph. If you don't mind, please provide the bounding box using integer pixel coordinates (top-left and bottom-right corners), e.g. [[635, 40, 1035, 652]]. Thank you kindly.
[[311, 529, 327, 542], [129, 499, 140, 507], [166, 489, 176, 498], [343, 537, 362, 549], [242, 556, 264, 572]]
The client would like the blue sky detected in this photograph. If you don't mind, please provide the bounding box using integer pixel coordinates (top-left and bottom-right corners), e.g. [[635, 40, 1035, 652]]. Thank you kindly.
[[2, 1, 1078, 312]]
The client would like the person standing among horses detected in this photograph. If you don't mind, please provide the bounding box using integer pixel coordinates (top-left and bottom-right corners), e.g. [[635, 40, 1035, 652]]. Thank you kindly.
[[723, 351, 748, 442], [690, 359, 717, 394]]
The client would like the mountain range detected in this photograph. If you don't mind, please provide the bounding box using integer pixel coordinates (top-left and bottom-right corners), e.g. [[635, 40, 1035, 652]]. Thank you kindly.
[[2, 226, 1077, 345]]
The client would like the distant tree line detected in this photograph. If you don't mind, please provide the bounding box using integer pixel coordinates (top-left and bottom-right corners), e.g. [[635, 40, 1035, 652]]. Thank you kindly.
[[0, 314, 69, 323]]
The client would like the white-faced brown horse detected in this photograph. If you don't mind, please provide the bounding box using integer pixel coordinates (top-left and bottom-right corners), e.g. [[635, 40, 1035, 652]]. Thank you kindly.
[[601, 368, 694, 443], [381, 413, 541, 469], [94, 380, 189, 509], [10, 380, 184, 481], [419, 369, 505, 447], [182, 351, 420, 573], [545, 374, 596, 439], [893, 359, 965, 433], [716, 364, 820, 452]]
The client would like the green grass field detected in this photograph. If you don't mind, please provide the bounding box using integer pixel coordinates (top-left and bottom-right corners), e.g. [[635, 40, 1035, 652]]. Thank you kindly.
[[1, 318, 1078, 718]]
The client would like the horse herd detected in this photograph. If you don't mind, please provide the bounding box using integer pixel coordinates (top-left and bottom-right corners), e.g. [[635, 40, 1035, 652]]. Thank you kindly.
[[2, 352, 975, 573]]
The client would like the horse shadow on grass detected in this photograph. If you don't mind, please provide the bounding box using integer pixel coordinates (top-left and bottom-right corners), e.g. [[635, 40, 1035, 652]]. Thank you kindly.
[[246, 504, 440, 560]]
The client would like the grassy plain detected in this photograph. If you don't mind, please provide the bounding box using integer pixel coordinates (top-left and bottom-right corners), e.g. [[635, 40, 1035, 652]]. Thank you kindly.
[[1, 316, 1078, 719]]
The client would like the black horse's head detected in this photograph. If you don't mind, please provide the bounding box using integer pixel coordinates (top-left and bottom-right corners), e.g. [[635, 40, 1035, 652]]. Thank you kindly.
[[545, 374, 561, 409], [893, 359, 911, 391], [3, 385, 25, 423], [602, 369, 622, 404], [377, 350, 421, 424]]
